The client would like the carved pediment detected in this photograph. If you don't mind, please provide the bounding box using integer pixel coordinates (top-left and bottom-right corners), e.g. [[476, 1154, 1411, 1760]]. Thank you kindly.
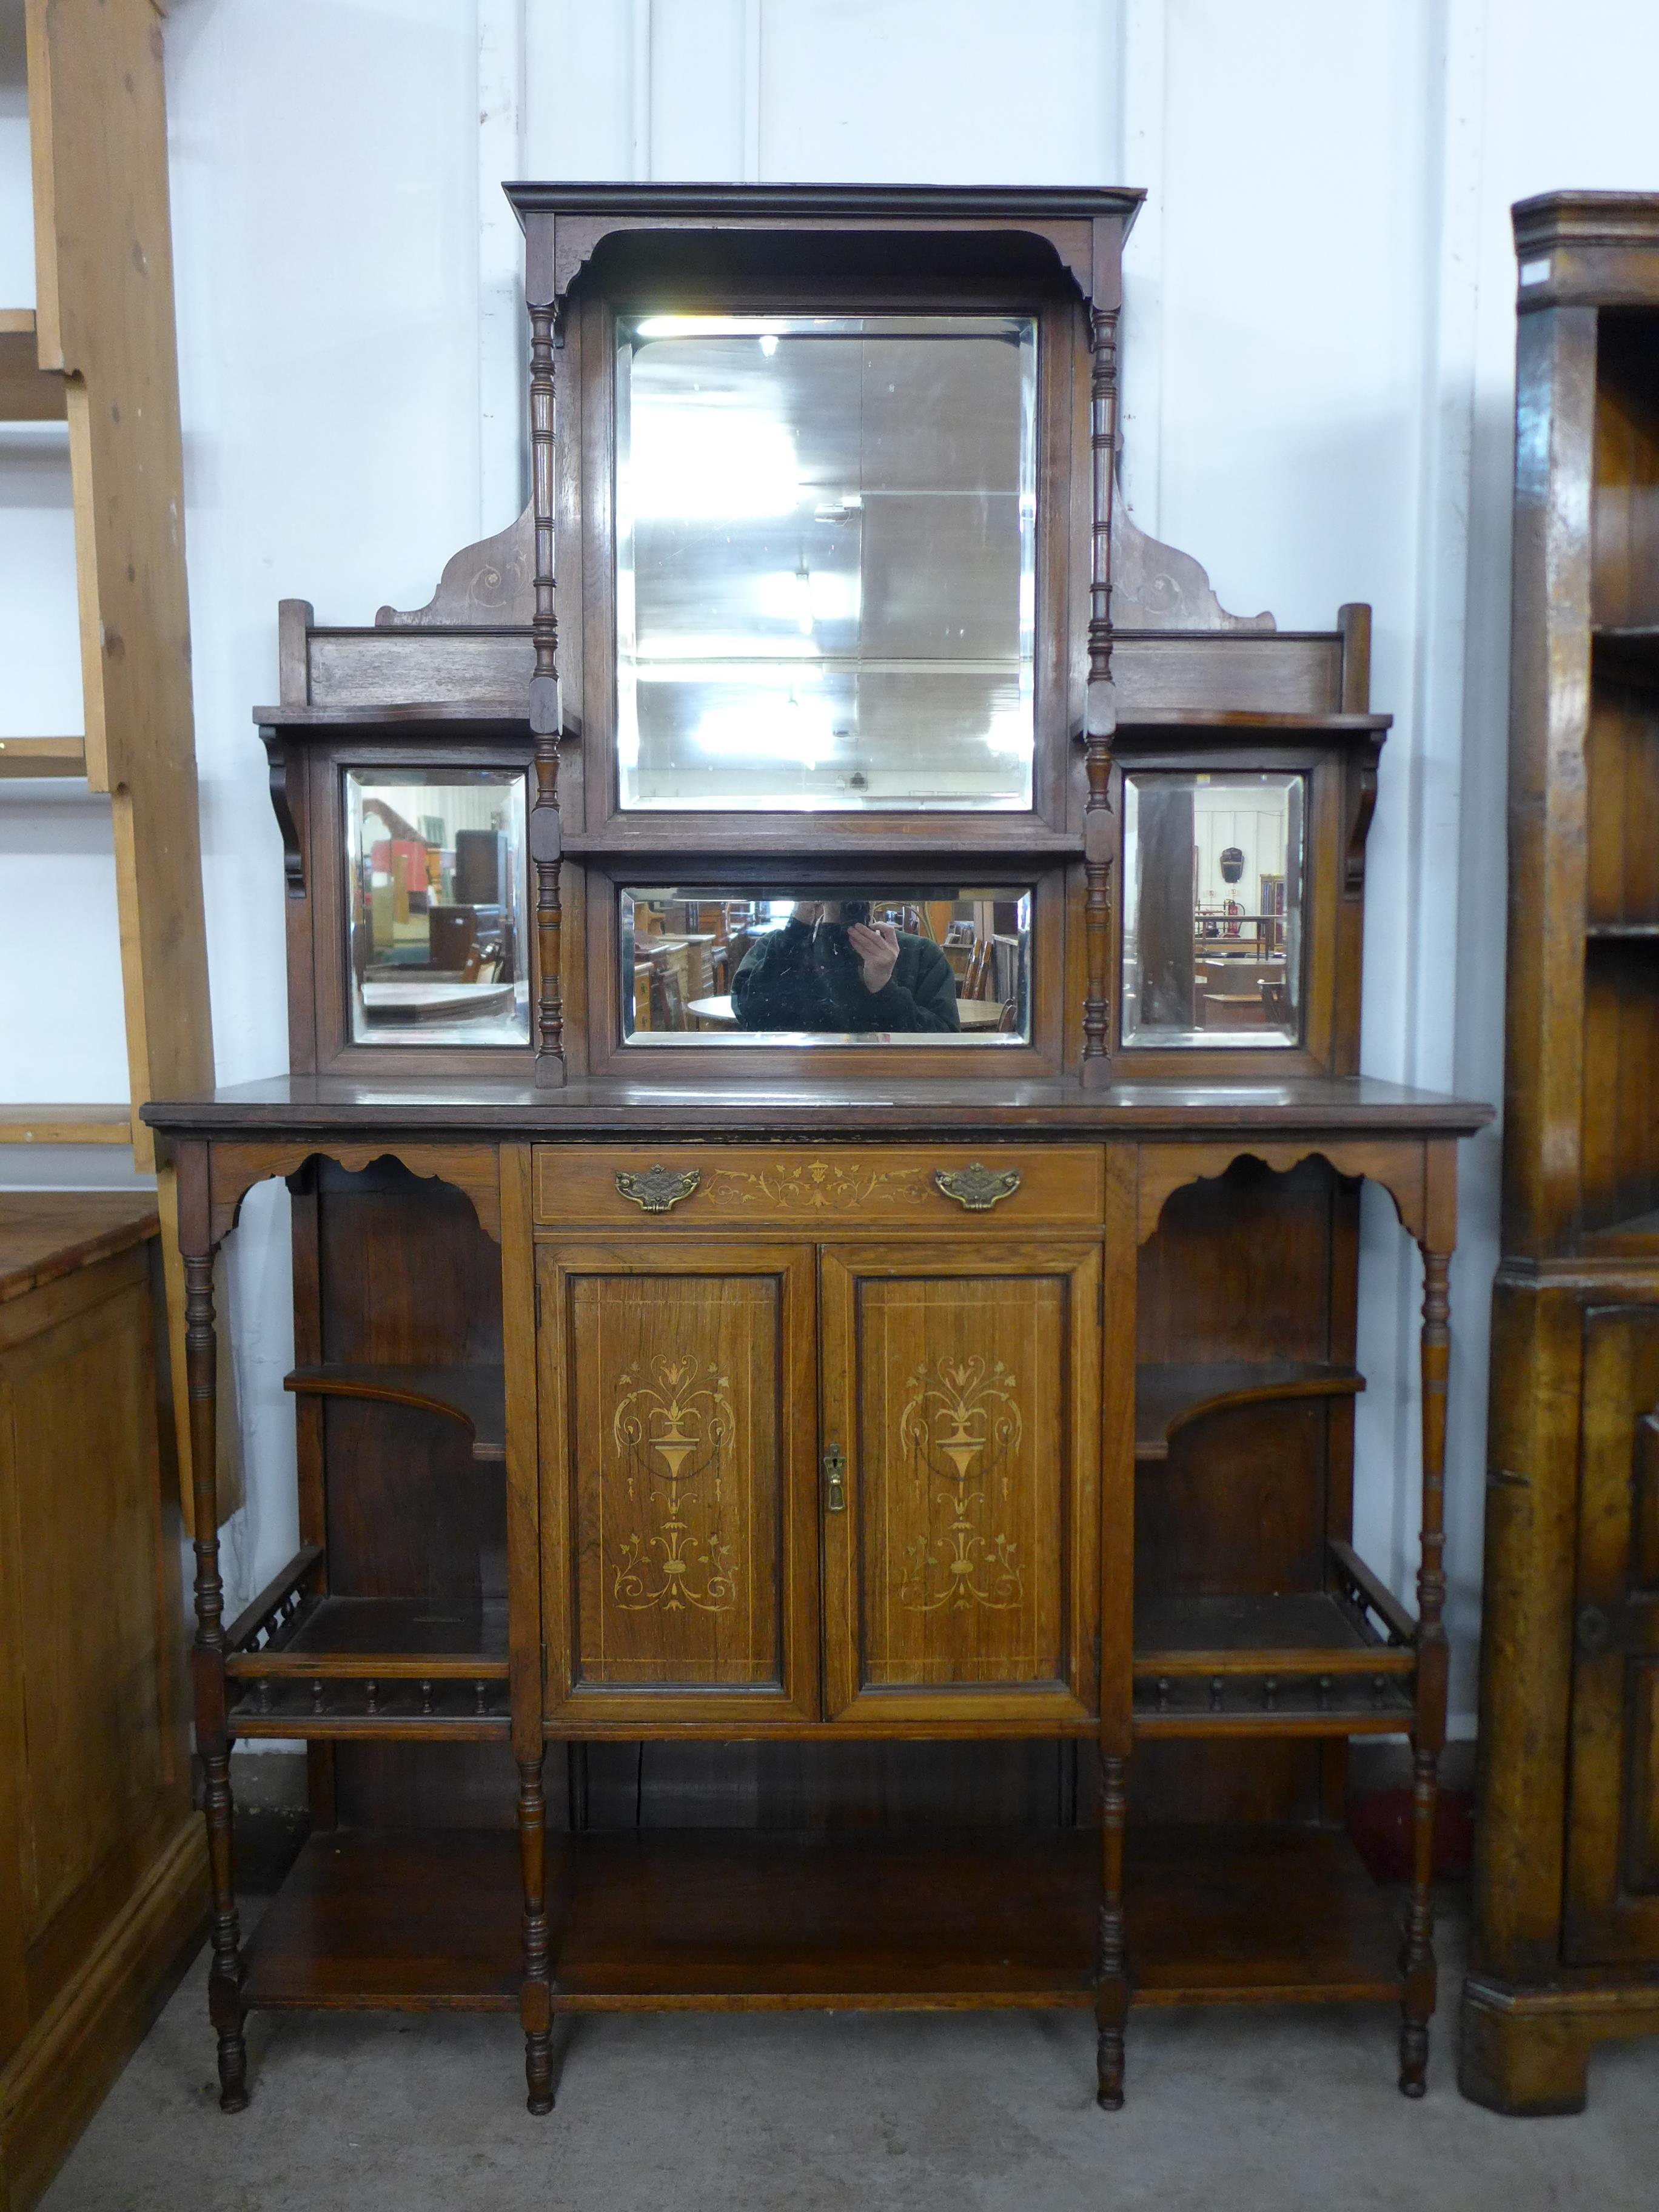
[[371, 492, 1269, 643], [376, 506, 534, 629], [1110, 497, 1274, 632]]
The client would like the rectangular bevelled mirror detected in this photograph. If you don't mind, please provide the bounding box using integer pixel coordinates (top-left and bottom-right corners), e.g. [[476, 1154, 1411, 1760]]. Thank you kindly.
[[1121, 771, 1305, 1048], [615, 313, 1037, 811], [343, 769, 529, 1045], [619, 886, 1033, 1045]]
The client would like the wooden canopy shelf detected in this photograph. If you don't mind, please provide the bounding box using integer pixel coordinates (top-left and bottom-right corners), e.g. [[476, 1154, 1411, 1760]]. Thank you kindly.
[[284, 1362, 506, 1463], [1134, 1360, 1364, 1460]]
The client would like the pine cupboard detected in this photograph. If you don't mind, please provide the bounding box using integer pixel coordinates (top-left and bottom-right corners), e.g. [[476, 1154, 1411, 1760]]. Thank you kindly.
[[142, 184, 1490, 2121]]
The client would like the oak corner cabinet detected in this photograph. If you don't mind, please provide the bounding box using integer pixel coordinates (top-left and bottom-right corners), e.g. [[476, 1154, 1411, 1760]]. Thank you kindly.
[[142, 183, 1489, 2122], [1460, 192, 1659, 2115]]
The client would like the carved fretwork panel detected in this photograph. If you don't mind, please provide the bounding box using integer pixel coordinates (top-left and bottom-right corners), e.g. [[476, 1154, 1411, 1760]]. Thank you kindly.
[[1564, 1307, 1659, 1959], [538, 1241, 819, 1722], [821, 1241, 1101, 1725]]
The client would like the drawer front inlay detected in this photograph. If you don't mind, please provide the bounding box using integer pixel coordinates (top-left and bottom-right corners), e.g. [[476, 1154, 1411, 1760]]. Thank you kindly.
[[534, 1146, 1102, 1229]]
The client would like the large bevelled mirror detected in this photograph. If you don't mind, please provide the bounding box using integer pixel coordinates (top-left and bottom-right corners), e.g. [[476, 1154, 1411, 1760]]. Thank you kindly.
[[1121, 771, 1305, 1048], [615, 313, 1037, 811], [619, 886, 1033, 1045]]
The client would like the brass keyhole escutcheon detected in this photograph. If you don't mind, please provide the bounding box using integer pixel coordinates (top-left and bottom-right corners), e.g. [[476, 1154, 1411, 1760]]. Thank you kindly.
[[823, 1443, 847, 1513]]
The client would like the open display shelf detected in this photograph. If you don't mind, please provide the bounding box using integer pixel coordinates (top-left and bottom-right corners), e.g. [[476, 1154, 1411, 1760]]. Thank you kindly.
[[238, 1825, 1401, 2018]]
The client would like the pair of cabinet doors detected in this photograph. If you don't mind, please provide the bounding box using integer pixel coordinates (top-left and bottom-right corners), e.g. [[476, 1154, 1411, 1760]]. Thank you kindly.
[[535, 1236, 1103, 1731]]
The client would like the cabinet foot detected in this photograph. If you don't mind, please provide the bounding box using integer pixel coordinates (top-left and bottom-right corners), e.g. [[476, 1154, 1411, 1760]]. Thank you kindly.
[[209, 1968, 248, 2113], [1094, 2025, 1125, 2111], [1458, 1985, 1590, 2116], [1397, 1742, 1439, 2098], [525, 2031, 555, 2115]]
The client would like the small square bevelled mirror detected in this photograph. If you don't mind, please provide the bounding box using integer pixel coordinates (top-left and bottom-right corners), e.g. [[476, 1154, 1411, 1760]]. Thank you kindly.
[[615, 313, 1037, 812], [1121, 771, 1305, 1048], [343, 769, 529, 1046]]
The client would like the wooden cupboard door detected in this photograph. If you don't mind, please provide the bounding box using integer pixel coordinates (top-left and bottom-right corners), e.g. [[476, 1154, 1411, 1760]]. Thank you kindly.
[[821, 1240, 1101, 1726], [1564, 1304, 1659, 1964], [0, 1253, 185, 2049], [538, 1239, 818, 1724]]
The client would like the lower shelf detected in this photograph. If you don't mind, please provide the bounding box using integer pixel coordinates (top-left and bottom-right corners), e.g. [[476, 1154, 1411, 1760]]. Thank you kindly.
[[239, 1824, 1403, 2016]]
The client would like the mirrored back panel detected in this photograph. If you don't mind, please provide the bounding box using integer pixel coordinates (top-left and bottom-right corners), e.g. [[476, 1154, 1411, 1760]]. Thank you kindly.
[[620, 886, 1033, 1046], [1121, 770, 1305, 1049], [616, 313, 1037, 812], [344, 769, 529, 1046]]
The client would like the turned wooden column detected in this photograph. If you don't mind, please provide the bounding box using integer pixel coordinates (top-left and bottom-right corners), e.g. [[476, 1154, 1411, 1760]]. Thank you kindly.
[[1095, 1749, 1130, 2107], [179, 1142, 247, 2112], [1400, 1154, 1453, 2097], [518, 1754, 554, 2113], [528, 295, 565, 1088], [1080, 295, 1120, 1090]]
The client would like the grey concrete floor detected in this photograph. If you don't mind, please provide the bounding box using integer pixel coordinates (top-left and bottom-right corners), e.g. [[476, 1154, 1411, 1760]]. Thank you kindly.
[[42, 1895, 1656, 2212]]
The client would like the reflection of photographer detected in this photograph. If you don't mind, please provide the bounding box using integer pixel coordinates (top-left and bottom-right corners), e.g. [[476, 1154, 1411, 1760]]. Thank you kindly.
[[731, 901, 961, 1034]]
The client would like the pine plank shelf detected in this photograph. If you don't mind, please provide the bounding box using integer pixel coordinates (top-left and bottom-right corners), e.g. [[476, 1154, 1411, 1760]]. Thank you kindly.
[[1135, 1361, 1364, 1461], [0, 737, 86, 777], [0, 1103, 130, 1144], [284, 1363, 506, 1462], [237, 1825, 1402, 2017]]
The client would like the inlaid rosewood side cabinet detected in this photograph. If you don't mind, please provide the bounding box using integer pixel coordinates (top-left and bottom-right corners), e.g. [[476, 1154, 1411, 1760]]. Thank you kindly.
[[1461, 193, 1659, 2114], [141, 186, 1489, 2116]]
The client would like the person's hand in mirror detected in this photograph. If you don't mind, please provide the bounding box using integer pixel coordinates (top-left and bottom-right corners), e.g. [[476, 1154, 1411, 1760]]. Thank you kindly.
[[846, 920, 900, 994]]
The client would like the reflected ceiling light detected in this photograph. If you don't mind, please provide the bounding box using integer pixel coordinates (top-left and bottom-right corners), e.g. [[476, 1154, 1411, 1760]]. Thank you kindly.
[[754, 570, 861, 628], [627, 407, 800, 518], [635, 315, 793, 338], [691, 690, 833, 769]]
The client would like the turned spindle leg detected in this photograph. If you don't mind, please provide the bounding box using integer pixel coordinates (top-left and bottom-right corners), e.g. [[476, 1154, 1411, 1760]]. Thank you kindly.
[[519, 1754, 554, 2113], [1095, 1751, 1129, 2110], [184, 1218, 248, 2111], [1399, 1240, 1451, 2098]]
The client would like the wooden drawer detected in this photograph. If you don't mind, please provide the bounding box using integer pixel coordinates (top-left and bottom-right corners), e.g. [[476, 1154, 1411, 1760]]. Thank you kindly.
[[532, 1144, 1104, 1231]]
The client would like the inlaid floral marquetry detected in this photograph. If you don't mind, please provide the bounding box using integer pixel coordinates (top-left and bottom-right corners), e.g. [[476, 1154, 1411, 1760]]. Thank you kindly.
[[568, 1273, 782, 1688], [610, 1352, 739, 1614], [896, 1356, 1027, 1613], [855, 1276, 1065, 1688], [705, 1159, 934, 1213]]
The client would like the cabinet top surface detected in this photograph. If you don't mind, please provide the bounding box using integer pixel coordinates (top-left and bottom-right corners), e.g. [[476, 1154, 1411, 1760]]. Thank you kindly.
[[141, 1073, 1492, 1141], [503, 181, 1147, 224], [0, 1191, 159, 1304]]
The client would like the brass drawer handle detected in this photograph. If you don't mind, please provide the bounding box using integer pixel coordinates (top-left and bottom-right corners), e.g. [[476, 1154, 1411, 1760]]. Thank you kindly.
[[823, 1444, 847, 1513], [933, 1162, 1022, 1212], [615, 1164, 702, 1213]]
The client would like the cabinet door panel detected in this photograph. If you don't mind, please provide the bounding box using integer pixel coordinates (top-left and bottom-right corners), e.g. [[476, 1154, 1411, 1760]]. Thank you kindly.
[[822, 1239, 1100, 1725], [539, 1240, 817, 1724], [1564, 1304, 1659, 1962]]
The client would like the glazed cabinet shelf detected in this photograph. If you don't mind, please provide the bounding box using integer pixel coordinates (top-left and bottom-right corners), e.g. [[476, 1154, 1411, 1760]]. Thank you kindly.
[[238, 1823, 1403, 2017]]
